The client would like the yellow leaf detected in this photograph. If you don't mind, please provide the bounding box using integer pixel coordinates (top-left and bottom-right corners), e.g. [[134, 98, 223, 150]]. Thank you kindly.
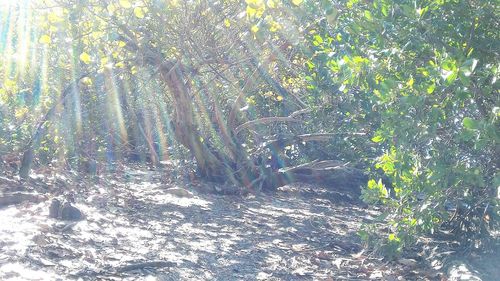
[[406, 77, 414, 88], [224, 19, 230, 27], [388, 233, 400, 242], [91, 31, 104, 40], [246, 6, 257, 18], [251, 25, 259, 33], [39, 35, 51, 44], [269, 20, 282, 32], [134, 7, 145, 18], [79, 52, 91, 64], [81, 77, 93, 86], [267, 0, 277, 8], [246, 96, 256, 105], [276, 95, 283, 101], [263, 91, 274, 97], [0, 89, 7, 103], [48, 12, 63, 23], [246, 0, 265, 9], [115, 61, 125, 68], [100, 57, 109, 66], [292, 0, 303, 6], [246, 1, 265, 18], [107, 4, 116, 14], [169, 0, 179, 7], [15, 107, 28, 119], [118, 41, 126, 47], [3, 79, 16, 89], [119, 0, 132, 8]]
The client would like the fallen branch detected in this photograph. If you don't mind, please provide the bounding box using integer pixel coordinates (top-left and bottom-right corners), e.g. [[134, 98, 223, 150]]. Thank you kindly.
[[289, 108, 311, 118], [0, 192, 46, 207], [282, 160, 350, 173], [254, 132, 366, 154], [276, 160, 368, 194]]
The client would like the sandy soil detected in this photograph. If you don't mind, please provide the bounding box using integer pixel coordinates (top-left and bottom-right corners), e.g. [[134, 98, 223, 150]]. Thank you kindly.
[[0, 166, 497, 280]]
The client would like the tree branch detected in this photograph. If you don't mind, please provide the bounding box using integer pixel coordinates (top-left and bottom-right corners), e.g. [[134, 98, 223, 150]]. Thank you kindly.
[[234, 117, 302, 135]]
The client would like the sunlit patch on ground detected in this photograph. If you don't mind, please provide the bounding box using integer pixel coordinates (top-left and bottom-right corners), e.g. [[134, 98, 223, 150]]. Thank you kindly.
[[1, 167, 496, 280], [0, 168, 379, 280]]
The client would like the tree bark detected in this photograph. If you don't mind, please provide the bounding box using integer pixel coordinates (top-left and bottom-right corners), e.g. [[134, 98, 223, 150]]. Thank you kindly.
[[19, 73, 92, 179]]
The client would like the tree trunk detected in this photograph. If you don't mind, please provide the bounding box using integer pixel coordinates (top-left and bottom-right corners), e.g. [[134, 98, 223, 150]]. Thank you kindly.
[[159, 62, 232, 182], [19, 74, 91, 179], [117, 30, 367, 192]]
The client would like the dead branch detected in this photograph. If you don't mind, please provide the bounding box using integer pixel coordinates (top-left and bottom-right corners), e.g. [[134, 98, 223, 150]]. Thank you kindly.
[[289, 108, 312, 118], [0, 192, 47, 207], [254, 132, 367, 154]]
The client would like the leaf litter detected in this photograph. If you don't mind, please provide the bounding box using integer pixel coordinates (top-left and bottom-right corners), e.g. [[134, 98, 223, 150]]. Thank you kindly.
[[0, 164, 498, 280]]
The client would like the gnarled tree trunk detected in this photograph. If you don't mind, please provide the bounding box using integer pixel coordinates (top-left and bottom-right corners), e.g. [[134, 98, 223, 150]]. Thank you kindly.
[[116, 27, 367, 193]]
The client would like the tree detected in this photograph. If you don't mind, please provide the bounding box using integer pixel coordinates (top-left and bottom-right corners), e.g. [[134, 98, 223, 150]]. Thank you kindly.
[[299, 0, 499, 254], [1, 0, 496, 257], [2, 0, 368, 191]]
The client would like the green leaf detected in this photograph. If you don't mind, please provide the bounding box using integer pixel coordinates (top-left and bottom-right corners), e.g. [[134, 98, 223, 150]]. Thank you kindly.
[[381, 4, 389, 16], [364, 10, 373, 20], [312, 35, 323, 46], [367, 179, 377, 189], [462, 117, 479, 130], [426, 82, 435, 94], [445, 70, 458, 85], [372, 135, 384, 143], [388, 233, 400, 242], [406, 77, 414, 88], [461, 58, 478, 76], [442, 59, 455, 71]]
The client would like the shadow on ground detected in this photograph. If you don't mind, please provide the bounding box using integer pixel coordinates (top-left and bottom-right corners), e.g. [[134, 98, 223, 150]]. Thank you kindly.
[[1, 167, 497, 280]]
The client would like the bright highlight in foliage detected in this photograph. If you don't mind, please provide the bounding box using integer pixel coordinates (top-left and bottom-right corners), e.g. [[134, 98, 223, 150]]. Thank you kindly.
[[79, 52, 91, 64], [119, 0, 132, 9], [134, 7, 146, 18], [39, 35, 51, 44]]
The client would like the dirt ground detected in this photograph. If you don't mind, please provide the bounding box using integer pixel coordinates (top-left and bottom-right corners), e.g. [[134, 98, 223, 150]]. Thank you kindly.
[[0, 165, 498, 280]]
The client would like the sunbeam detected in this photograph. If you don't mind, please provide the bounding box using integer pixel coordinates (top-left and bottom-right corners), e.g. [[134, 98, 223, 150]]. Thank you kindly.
[[0, 2, 497, 280]]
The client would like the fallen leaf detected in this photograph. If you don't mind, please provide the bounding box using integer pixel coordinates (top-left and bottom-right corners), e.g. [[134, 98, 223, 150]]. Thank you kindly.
[[291, 243, 308, 252], [164, 187, 194, 198], [398, 258, 418, 267], [369, 270, 384, 279], [332, 258, 344, 269], [315, 251, 332, 260]]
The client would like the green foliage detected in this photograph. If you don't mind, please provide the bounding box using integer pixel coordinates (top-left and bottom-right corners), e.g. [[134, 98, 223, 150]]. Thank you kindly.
[[301, 0, 499, 255]]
